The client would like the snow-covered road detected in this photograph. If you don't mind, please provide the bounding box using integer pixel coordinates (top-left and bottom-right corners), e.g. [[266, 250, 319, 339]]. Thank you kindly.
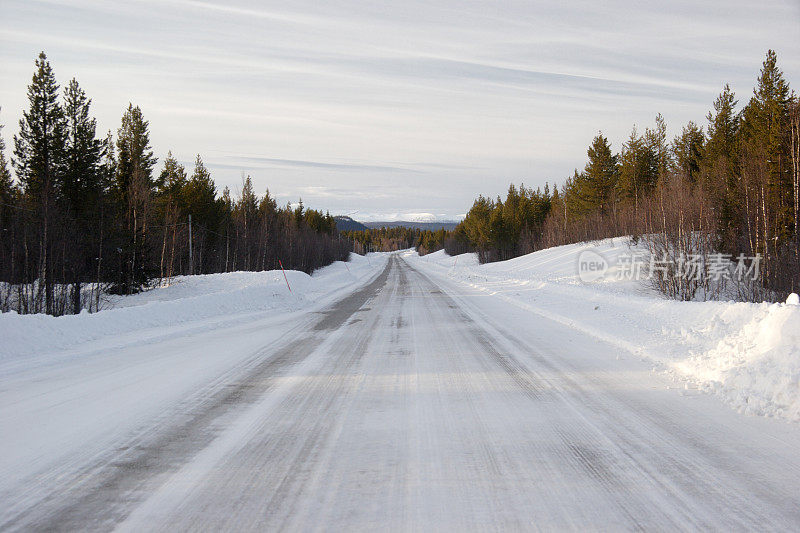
[[3, 254, 800, 530]]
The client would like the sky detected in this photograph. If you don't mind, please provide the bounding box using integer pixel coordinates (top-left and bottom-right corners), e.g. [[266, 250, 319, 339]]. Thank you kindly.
[[1, 0, 799, 222]]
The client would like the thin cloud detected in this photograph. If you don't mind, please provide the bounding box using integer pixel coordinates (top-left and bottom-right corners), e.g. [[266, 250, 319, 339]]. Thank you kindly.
[[0, 0, 797, 219], [231, 156, 419, 174]]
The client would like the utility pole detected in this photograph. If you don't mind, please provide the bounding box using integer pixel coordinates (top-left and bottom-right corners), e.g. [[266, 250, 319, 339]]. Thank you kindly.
[[188, 214, 193, 275]]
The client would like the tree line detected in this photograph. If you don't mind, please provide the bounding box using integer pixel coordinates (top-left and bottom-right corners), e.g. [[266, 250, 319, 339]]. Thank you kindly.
[[342, 226, 449, 255], [445, 184, 551, 263], [0, 52, 350, 316], [447, 50, 800, 300]]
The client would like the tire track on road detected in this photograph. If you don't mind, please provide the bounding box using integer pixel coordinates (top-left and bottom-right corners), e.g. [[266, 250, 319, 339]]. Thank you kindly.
[[4, 260, 392, 532]]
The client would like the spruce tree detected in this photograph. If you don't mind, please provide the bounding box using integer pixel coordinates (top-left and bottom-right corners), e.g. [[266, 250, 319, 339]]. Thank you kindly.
[[705, 85, 739, 163], [580, 133, 619, 216], [702, 84, 740, 251], [618, 126, 657, 207], [671, 121, 704, 183], [740, 50, 793, 243], [185, 155, 222, 266], [645, 113, 672, 180], [62, 78, 106, 312], [12, 52, 67, 313], [460, 195, 495, 255], [184, 155, 218, 228], [154, 152, 186, 280], [0, 112, 14, 290], [115, 104, 156, 211], [63, 78, 105, 221], [12, 53, 66, 202], [87, 130, 116, 305], [99, 131, 116, 193], [0, 117, 18, 289], [220, 185, 233, 271], [156, 151, 187, 206], [114, 104, 157, 293], [0, 110, 14, 213], [235, 176, 258, 270]]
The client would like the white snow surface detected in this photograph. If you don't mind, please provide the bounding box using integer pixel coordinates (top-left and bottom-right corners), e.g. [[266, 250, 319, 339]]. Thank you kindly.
[[405, 239, 800, 421], [2, 247, 800, 529], [0, 253, 390, 523], [0, 253, 388, 364]]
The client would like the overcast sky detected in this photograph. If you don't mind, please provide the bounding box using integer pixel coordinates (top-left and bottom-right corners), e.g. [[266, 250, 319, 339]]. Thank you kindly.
[[1, 0, 799, 221]]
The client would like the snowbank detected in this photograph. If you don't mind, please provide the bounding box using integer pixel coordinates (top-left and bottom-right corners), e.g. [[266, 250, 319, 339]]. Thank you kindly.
[[0, 253, 389, 362], [674, 302, 800, 420], [406, 241, 800, 422]]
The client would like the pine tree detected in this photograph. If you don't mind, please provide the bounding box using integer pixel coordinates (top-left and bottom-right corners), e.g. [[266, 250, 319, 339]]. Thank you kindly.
[[618, 126, 657, 207], [99, 131, 116, 193], [293, 198, 305, 226], [86, 130, 116, 306], [63, 78, 105, 221], [0, 111, 15, 293], [154, 152, 186, 280], [238, 176, 258, 216], [156, 151, 187, 206], [705, 85, 739, 165], [702, 84, 740, 251], [671, 121, 704, 183], [220, 185, 233, 271], [115, 104, 157, 211], [258, 187, 277, 218], [221, 186, 232, 213], [645, 113, 672, 180], [579, 133, 619, 216], [61, 78, 107, 312], [562, 169, 583, 219], [235, 175, 258, 270], [12, 52, 67, 313], [793, 100, 800, 262], [461, 195, 495, 253], [184, 154, 220, 236], [114, 104, 157, 293], [12, 52, 66, 202], [186, 156, 216, 209], [0, 110, 15, 214], [740, 50, 793, 244]]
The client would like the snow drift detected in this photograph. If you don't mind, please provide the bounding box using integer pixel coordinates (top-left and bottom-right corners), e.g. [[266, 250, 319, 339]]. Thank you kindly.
[[405, 240, 800, 422], [0, 253, 388, 363]]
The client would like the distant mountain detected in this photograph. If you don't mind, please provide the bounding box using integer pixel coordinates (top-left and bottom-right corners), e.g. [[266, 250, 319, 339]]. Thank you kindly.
[[334, 216, 369, 232], [363, 221, 459, 231], [335, 215, 459, 232]]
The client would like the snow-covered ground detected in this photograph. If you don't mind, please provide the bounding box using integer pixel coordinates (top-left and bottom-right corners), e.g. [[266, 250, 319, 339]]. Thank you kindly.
[[404, 240, 800, 422], [2, 249, 800, 530], [0, 253, 391, 526], [0, 253, 388, 365]]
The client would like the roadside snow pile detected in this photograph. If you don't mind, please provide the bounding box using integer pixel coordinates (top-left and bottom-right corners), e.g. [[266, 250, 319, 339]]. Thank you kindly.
[[675, 300, 800, 420], [406, 241, 800, 422], [0, 253, 388, 361]]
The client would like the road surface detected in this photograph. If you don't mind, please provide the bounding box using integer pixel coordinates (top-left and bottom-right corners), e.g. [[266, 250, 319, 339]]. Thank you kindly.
[[3, 255, 800, 531]]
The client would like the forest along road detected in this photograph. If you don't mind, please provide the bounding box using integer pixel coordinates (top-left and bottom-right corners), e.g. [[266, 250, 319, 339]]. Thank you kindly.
[[4, 254, 800, 531]]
